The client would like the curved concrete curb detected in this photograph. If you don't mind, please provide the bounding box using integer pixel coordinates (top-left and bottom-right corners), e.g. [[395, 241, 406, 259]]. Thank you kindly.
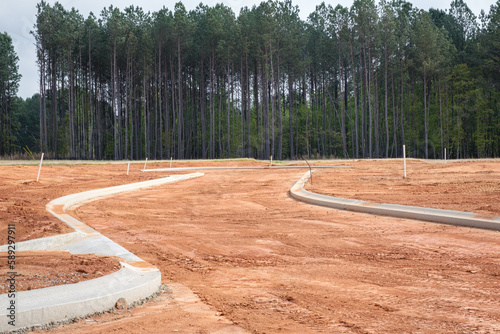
[[0, 232, 83, 252], [143, 165, 345, 172], [0, 266, 159, 332], [290, 171, 500, 231], [1, 173, 204, 333]]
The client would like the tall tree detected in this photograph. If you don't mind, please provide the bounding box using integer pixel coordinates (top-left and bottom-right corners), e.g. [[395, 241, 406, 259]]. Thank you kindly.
[[22, 0, 497, 161], [0, 32, 21, 155]]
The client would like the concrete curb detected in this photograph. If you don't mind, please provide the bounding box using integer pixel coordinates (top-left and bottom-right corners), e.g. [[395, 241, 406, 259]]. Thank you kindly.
[[1, 173, 204, 333], [142, 165, 345, 172], [0, 232, 83, 252], [0, 267, 159, 331], [290, 171, 500, 231]]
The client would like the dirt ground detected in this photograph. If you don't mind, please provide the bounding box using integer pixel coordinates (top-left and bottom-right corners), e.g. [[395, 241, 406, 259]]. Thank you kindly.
[[307, 159, 500, 216], [1, 159, 499, 333], [0, 251, 121, 294]]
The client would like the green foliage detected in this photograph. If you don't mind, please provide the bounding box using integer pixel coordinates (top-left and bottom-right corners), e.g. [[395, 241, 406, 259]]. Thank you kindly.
[[15, 94, 40, 152], [7, 0, 496, 160], [0, 32, 21, 156]]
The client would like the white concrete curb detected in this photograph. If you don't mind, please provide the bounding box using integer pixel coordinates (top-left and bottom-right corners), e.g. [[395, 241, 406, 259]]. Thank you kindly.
[[1, 173, 204, 333], [0, 267, 159, 331], [0, 232, 83, 252], [143, 165, 344, 172], [290, 171, 500, 231]]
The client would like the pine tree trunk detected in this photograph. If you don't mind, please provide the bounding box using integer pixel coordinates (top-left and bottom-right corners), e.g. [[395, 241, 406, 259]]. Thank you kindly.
[[338, 35, 347, 158], [210, 51, 215, 159], [350, 40, 359, 159], [439, 76, 443, 159], [277, 48, 282, 160], [164, 53, 170, 159], [270, 42, 276, 159], [288, 72, 294, 159], [384, 29, 389, 158], [424, 68, 428, 159], [200, 56, 207, 159], [51, 57, 58, 157], [177, 35, 183, 159], [112, 41, 118, 160]]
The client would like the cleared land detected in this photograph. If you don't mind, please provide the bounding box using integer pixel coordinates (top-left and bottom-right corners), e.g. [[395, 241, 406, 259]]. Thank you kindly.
[[0, 159, 499, 333]]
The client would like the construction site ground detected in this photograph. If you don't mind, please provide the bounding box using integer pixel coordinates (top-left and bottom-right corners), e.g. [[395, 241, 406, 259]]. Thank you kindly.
[[0, 159, 499, 333]]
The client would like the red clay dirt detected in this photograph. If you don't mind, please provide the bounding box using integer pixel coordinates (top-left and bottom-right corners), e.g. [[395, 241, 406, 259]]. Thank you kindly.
[[307, 159, 500, 216], [0, 162, 177, 293], [0, 251, 121, 294], [0, 159, 499, 333]]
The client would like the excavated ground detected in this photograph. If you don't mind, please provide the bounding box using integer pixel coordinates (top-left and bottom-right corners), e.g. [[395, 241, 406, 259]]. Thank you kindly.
[[0, 251, 121, 294], [0, 159, 499, 333]]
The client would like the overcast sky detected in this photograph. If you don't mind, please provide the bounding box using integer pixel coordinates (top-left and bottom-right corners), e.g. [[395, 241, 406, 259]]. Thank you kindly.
[[2, 0, 496, 99]]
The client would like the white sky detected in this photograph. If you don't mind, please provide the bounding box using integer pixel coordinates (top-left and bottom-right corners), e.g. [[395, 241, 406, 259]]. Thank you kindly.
[[2, 0, 496, 99]]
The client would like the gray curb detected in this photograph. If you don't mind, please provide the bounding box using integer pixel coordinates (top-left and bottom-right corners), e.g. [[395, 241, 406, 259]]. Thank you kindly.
[[0, 232, 83, 252], [290, 171, 500, 231], [1, 173, 204, 332], [0, 266, 159, 331], [142, 165, 345, 172]]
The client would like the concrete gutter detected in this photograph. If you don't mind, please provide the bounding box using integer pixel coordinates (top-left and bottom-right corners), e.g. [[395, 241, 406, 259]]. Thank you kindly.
[[290, 171, 500, 231], [0, 173, 204, 332]]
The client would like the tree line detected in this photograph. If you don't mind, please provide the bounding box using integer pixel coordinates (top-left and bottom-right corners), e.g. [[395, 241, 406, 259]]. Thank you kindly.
[[1, 0, 499, 159]]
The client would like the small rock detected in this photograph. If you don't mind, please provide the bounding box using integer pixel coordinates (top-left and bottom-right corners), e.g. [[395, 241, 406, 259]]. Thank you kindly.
[[115, 297, 127, 310]]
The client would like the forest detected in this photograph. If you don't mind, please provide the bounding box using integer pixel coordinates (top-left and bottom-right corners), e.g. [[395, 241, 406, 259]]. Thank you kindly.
[[1, 0, 499, 160]]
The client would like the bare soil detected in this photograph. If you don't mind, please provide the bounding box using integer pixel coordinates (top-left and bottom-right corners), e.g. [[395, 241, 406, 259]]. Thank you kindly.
[[307, 159, 500, 216], [0, 159, 499, 333], [0, 251, 121, 294]]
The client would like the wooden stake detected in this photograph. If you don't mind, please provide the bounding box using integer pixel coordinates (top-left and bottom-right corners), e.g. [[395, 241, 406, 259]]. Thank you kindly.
[[37, 153, 44, 182], [403, 145, 407, 178]]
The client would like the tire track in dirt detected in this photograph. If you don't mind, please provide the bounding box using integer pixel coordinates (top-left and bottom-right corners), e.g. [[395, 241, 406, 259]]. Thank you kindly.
[[67, 166, 500, 333]]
